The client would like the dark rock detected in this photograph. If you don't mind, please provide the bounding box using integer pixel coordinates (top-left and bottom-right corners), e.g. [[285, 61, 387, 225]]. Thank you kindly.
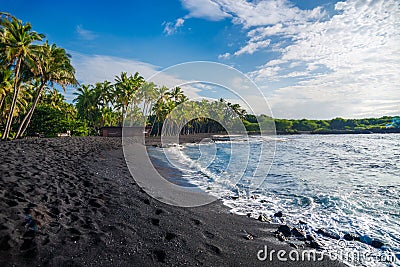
[[291, 227, 306, 240], [307, 234, 323, 249], [371, 239, 384, 249], [298, 220, 307, 225], [289, 242, 298, 249], [274, 211, 283, 217], [257, 214, 271, 222], [244, 234, 254, 240], [310, 240, 323, 250], [276, 232, 287, 242], [307, 234, 317, 242], [277, 225, 291, 237], [343, 233, 360, 242], [317, 229, 340, 240]]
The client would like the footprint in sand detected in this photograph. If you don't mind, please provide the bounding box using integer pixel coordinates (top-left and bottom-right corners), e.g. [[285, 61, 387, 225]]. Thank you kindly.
[[165, 232, 177, 241], [150, 218, 160, 226], [191, 218, 202, 226], [203, 231, 215, 239], [153, 249, 166, 263], [205, 243, 222, 255], [155, 209, 163, 215]]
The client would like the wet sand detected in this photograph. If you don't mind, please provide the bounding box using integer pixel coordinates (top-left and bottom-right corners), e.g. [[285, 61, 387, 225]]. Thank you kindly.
[[0, 137, 344, 266]]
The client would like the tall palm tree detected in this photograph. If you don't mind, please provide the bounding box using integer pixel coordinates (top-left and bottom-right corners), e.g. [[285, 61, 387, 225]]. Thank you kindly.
[[0, 12, 44, 139], [15, 42, 77, 138]]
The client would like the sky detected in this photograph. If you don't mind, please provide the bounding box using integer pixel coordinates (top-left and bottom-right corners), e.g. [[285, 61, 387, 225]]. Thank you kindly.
[[2, 0, 400, 119]]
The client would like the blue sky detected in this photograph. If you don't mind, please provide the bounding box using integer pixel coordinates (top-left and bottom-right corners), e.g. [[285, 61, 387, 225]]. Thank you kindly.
[[2, 0, 400, 119]]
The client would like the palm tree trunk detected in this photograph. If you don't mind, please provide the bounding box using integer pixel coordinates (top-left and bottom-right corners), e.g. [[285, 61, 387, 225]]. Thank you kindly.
[[15, 81, 45, 138], [0, 95, 5, 115], [2, 57, 22, 140]]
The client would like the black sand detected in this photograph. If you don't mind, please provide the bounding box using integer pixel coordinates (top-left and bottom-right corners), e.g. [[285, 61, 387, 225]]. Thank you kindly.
[[0, 137, 344, 266]]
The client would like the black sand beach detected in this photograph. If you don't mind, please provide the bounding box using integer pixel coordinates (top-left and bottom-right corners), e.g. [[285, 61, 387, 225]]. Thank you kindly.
[[0, 137, 344, 266]]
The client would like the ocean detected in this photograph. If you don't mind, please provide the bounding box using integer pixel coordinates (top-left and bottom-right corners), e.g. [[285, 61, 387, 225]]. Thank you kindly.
[[148, 134, 400, 266]]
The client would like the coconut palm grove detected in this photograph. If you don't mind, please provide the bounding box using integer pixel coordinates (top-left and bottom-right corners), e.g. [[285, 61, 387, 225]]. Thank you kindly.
[[0, 13, 398, 140]]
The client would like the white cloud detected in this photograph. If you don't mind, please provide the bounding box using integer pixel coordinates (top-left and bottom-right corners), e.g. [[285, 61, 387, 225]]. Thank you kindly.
[[218, 52, 231, 59], [181, 0, 230, 21], [216, 0, 325, 28], [76, 25, 98, 40], [234, 39, 271, 56], [249, 66, 281, 80], [163, 18, 185, 35]]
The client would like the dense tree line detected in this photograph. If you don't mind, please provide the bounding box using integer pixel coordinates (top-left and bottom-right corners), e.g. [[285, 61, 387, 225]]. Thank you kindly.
[[274, 116, 400, 134]]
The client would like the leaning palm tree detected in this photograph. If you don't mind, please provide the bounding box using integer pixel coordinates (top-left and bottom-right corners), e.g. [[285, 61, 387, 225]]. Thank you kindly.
[[15, 42, 77, 138], [0, 12, 44, 139]]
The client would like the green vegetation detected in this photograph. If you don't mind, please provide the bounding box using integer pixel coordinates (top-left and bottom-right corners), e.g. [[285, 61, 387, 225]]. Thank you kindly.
[[1, 13, 398, 139], [274, 117, 399, 134]]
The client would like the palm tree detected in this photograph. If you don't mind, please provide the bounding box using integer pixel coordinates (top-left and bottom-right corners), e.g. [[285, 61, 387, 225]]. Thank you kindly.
[[74, 84, 95, 122], [167, 86, 186, 105], [45, 88, 66, 110], [114, 72, 144, 125], [15, 42, 77, 138], [151, 85, 169, 135], [0, 12, 44, 139], [94, 80, 114, 127]]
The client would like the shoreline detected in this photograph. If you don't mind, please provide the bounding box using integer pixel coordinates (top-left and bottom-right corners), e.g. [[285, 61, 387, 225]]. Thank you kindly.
[[0, 137, 344, 266], [143, 131, 400, 147]]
